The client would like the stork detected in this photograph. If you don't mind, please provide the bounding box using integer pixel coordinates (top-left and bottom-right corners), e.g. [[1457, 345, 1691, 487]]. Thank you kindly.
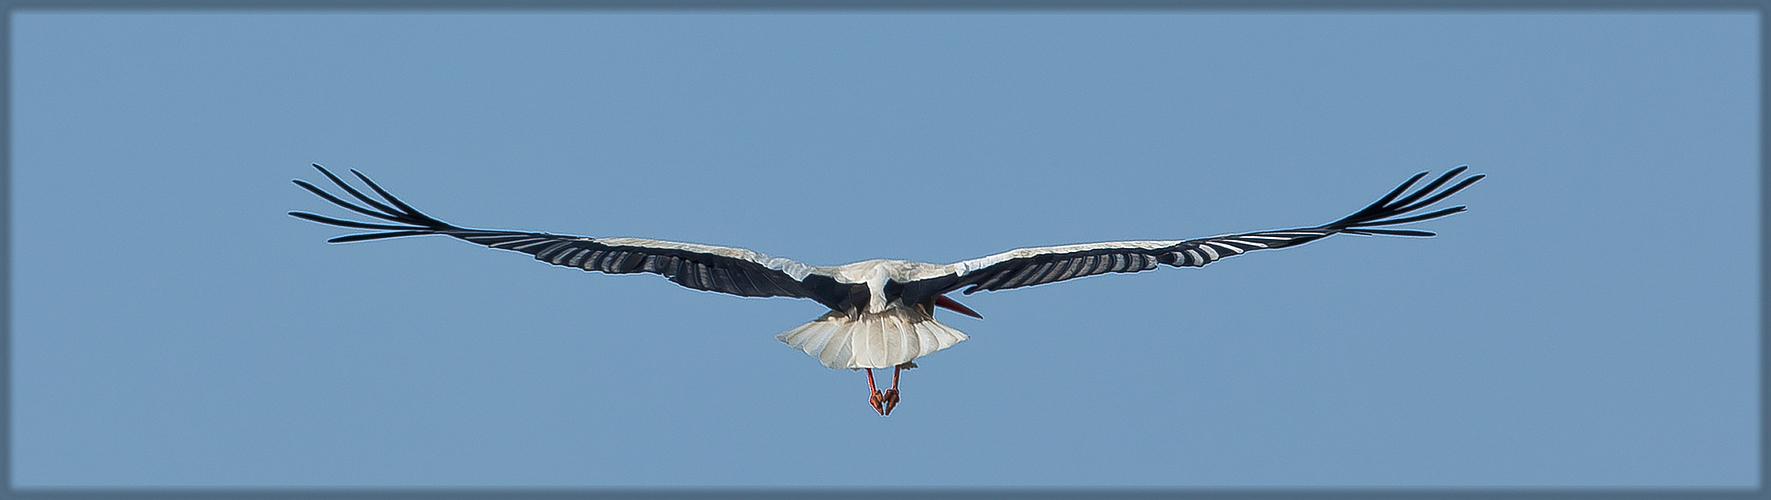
[[291, 165, 1482, 415]]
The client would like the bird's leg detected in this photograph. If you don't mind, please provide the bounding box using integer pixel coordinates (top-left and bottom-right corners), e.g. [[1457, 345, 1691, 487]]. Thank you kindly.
[[879, 363, 909, 415], [866, 368, 887, 415]]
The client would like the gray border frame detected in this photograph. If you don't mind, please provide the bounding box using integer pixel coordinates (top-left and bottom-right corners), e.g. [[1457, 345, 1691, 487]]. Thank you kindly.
[[4, 1, 1763, 498]]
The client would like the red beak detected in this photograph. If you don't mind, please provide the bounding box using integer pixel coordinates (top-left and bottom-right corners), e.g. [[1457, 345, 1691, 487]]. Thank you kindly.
[[934, 295, 983, 319]]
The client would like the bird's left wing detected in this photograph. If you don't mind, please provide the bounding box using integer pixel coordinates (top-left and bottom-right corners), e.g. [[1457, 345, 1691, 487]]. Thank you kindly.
[[288, 165, 848, 306], [900, 167, 1482, 302]]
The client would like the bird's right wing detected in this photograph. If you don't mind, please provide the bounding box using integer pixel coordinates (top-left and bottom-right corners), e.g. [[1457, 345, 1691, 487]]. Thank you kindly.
[[289, 165, 858, 308], [897, 167, 1482, 303]]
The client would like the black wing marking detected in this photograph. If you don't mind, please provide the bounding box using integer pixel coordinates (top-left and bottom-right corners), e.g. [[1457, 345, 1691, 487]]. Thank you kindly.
[[908, 167, 1482, 300], [288, 165, 851, 308]]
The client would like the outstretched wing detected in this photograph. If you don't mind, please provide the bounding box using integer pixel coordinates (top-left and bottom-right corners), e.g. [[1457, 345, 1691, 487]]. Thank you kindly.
[[288, 165, 858, 309], [898, 167, 1482, 302]]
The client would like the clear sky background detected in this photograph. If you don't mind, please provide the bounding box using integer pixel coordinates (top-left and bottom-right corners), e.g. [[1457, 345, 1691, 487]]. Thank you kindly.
[[12, 11, 1758, 488]]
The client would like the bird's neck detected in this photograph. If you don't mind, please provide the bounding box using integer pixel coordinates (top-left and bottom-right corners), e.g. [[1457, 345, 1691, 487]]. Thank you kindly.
[[862, 264, 891, 314]]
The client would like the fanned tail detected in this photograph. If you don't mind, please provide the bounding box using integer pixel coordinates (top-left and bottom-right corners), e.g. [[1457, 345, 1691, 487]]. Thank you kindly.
[[776, 302, 970, 369]]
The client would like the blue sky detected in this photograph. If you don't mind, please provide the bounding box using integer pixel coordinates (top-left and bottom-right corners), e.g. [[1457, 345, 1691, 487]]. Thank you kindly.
[[12, 12, 1757, 488]]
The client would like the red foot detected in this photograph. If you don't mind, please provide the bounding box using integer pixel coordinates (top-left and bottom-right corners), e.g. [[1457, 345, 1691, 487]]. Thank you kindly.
[[864, 366, 907, 415], [866, 369, 886, 415], [869, 389, 888, 415], [867, 365, 913, 416], [866, 388, 900, 415], [880, 389, 900, 415]]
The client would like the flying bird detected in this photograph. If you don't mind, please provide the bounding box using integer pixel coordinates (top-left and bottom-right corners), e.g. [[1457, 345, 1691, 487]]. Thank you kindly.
[[291, 165, 1482, 415]]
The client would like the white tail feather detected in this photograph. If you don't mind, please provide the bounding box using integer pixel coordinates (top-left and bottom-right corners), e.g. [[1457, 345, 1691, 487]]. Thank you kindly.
[[776, 302, 970, 369]]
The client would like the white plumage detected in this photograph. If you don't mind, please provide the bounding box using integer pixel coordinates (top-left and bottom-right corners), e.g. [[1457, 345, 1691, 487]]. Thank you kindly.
[[776, 300, 969, 369]]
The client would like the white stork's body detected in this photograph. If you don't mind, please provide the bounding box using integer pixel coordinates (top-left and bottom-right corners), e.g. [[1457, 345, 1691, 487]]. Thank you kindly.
[[292, 165, 1482, 415]]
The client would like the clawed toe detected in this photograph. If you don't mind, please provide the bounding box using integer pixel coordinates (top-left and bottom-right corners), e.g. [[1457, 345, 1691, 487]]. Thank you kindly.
[[863, 366, 907, 416], [871, 388, 892, 416], [881, 389, 899, 415]]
